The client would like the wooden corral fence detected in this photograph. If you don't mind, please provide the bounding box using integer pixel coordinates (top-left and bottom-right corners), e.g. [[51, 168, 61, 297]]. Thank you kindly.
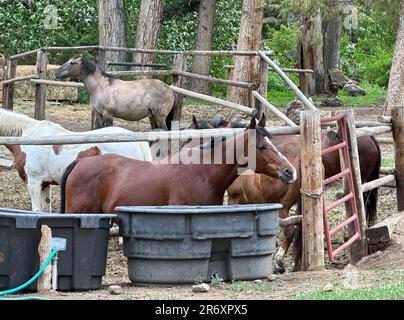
[[0, 106, 402, 271], [0, 54, 5, 106], [0, 46, 316, 129]]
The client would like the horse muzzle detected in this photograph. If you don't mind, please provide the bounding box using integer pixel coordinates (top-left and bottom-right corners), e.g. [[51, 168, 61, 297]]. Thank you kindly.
[[54, 68, 68, 80], [278, 167, 297, 184]]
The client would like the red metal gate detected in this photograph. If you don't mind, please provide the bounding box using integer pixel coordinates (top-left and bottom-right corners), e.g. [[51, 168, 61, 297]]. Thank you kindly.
[[321, 114, 361, 261]]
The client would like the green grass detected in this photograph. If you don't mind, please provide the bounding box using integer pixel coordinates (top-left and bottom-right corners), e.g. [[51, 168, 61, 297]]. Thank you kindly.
[[267, 82, 386, 109], [381, 156, 395, 167], [336, 82, 386, 107], [291, 282, 404, 300]]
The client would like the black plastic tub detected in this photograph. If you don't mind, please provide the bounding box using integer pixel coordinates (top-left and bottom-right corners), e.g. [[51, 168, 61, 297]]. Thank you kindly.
[[116, 204, 281, 284], [0, 208, 116, 292]]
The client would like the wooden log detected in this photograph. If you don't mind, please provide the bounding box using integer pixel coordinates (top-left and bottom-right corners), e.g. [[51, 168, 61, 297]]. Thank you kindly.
[[380, 167, 396, 174], [361, 174, 396, 193], [109, 70, 174, 77], [300, 110, 324, 271], [279, 215, 302, 227], [106, 61, 167, 69], [254, 57, 269, 119], [391, 105, 404, 211], [41, 46, 99, 53], [169, 85, 256, 116], [37, 225, 52, 292], [366, 211, 404, 246], [356, 126, 392, 137], [252, 91, 297, 126], [377, 115, 392, 124], [376, 137, 394, 144], [341, 109, 368, 263], [224, 64, 314, 74], [171, 54, 187, 126], [30, 79, 85, 87], [9, 49, 41, 60], [3, 59, 17, 110], [0, 126, 300, 145], [34, 51, 47, 120], [1, 74, 38, 85], [258, 51, 318, 111], [226, 66, 234, 101], [172, 70, 256, 89]]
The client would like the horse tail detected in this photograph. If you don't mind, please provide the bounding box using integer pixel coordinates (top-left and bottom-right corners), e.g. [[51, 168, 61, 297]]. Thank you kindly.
[[0, 108, 39, 136], [60, 160, 79, 213], [363, 136, 381, 226]]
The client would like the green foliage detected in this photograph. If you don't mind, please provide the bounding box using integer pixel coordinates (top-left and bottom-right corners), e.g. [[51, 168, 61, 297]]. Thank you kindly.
[[340, 9, 396, 87], [0, 0, 97, 63], [336, 82, 386, 107]]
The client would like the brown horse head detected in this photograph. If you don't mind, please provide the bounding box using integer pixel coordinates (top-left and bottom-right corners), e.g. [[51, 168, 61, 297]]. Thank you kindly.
[[246, 115, 297, 184]]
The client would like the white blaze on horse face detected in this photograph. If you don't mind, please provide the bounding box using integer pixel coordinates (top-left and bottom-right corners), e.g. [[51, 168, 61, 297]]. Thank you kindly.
[[264, 137, 297, 183]]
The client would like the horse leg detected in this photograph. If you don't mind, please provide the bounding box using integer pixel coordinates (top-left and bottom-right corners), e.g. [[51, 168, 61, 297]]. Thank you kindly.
[[149, 115, 159, 130], [101, 110, 113, 127], [274, 223, 296, 274], [27, 179, 50, 212], [150, 109, 168, 131]]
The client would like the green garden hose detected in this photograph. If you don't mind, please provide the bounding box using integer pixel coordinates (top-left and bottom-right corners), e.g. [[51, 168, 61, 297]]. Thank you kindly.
[[0, 248, 59, 300]]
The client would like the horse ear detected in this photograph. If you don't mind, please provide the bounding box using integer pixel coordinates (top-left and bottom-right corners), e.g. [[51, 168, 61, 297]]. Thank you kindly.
[[257, 113, 266, 127], [249, 117, 256, 129], [207, 123, 214, 129], [226, 122, 232, 128]]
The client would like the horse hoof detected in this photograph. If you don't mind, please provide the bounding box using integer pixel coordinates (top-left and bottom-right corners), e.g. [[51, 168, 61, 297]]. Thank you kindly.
[[273, 264, 285, 274]]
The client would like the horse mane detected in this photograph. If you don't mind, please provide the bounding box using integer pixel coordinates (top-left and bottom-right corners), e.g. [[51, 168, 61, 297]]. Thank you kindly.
[[81, 59, 116, 83], [0, 109, 39, 136]]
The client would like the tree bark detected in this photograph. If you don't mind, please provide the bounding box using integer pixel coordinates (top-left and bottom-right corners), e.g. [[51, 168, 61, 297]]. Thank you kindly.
[[98, 0, 127, 71], [190, 0, 216, 94], [228, 0, 265, 113], [133, 0, 165, 65], [298, 14, 327, 95], [385, 0, 404, 114]]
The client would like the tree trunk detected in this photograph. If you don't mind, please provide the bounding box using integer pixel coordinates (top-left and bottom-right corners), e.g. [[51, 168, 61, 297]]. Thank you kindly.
[[322, 15, 342, 91], [298, 14, 327, 96], [98, 0, 127, 71], [190, 0, 216, 94], [133, 0, 165, 65], [228, 0, 265, 114], [385, 0, 404, 114]]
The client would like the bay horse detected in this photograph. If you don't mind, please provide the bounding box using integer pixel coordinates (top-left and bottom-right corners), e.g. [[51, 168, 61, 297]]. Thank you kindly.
[[60, 116, 298, 213], [55, 54, 175, 129], [0, 108, 152, 212], [190, 116, 381, 273]]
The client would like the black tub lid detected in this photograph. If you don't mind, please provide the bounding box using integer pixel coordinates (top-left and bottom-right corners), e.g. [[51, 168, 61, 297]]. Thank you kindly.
[[115, 203, 283, 214], [0, 208, 117, 229]]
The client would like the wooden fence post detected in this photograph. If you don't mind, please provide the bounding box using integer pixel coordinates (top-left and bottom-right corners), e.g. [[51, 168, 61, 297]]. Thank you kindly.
[[34, 51, 47, 120], [3, 59, 17, 110], [341, 109, 368, 263], [91, 49, 107, 129], [226, 66, 234, 101], [391, 105, 404, 211], [37, 225, 52, 292], [253, 57, 268, 119], [300, 110, 325, 271], [171, 53, 187, 127]]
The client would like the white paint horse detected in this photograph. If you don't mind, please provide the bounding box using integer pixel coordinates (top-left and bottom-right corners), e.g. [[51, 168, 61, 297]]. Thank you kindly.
[[0, 109, 152, 212]]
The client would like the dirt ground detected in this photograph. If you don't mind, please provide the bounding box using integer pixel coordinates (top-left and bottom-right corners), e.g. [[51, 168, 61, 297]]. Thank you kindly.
[[0, 100, 403, 300]]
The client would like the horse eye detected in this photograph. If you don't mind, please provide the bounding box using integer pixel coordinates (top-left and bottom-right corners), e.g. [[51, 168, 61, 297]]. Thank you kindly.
[[258, 144, 265, 150], [70, 61, 78, 65]]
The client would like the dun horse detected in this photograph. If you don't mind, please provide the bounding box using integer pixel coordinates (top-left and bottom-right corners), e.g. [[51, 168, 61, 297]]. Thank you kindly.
[[60, 116, 298, 213], [0, 109, 152, 212], [190, 116, 381, 273], [55, 54, 175, 129]]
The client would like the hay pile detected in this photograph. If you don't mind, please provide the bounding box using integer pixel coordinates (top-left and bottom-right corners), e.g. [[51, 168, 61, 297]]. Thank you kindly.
[[15, 64, 78, 102]]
